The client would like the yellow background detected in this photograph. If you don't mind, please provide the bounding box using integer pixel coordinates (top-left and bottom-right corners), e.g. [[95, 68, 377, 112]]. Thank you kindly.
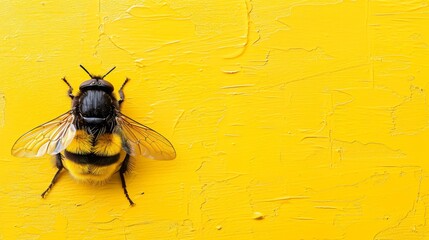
[[1, 0, 428, 239]]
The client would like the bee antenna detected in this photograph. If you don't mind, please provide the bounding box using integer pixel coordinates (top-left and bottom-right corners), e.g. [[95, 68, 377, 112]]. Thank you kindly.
[[102, 66, 116, 79], [80, 65, 93, 78]]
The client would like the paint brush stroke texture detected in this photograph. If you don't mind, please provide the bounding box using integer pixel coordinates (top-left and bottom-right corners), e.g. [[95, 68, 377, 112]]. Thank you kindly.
[[1, 0, 429, 239]]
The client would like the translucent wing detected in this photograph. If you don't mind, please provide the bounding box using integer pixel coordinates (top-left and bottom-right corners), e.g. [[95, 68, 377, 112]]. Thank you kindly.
[[11, 111, 76, 157], [115, 113, 176, 160]]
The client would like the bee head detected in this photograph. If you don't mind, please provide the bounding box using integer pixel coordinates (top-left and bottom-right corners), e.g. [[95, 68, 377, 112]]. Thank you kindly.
[[79, 65, 115, 93]]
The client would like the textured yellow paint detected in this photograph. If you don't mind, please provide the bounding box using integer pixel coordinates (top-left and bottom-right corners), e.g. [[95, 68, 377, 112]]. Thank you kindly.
[[1, 0, 429, 239]]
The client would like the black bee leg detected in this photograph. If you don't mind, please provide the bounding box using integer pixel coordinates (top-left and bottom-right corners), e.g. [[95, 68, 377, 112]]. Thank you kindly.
[[119, 154, 135, 206], [62, 77, 74, 99], [118, 78, 130, 106], [41, 153, 64, 198]]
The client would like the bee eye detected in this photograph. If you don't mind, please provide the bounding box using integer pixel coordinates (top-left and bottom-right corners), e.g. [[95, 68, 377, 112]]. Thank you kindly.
[[97, 82, 101, 85], [90, 82, 95, 85]]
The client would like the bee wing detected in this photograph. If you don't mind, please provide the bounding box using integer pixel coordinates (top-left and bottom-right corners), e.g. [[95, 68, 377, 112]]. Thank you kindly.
[[11, 111, 76, 158], [115, 113, 176, 160]]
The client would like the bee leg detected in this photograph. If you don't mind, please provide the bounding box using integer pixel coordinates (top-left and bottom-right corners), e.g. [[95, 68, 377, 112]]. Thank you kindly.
[[118, 78, 130, 106], [41, 153, 64, 198], [119, 154, 135, 206], [62, 77, 74, 99]]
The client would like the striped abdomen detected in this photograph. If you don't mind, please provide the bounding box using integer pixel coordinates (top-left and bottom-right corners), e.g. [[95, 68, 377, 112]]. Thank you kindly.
[[63, 130, 125, 183]]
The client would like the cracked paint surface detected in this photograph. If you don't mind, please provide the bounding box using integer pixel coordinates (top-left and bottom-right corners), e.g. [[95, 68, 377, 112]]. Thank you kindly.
[[1, 0, 429, 239]]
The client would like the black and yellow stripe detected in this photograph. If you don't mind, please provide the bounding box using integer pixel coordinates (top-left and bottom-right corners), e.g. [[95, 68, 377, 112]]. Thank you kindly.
[[63, 130, 125, 183]]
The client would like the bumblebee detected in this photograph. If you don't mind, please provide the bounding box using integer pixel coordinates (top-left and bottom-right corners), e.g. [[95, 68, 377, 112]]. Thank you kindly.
[[11, 65, 176, 205]]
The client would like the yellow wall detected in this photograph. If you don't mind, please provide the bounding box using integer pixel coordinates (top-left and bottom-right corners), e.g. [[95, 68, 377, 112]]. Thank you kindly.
[[1, 0, 428, 239]]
